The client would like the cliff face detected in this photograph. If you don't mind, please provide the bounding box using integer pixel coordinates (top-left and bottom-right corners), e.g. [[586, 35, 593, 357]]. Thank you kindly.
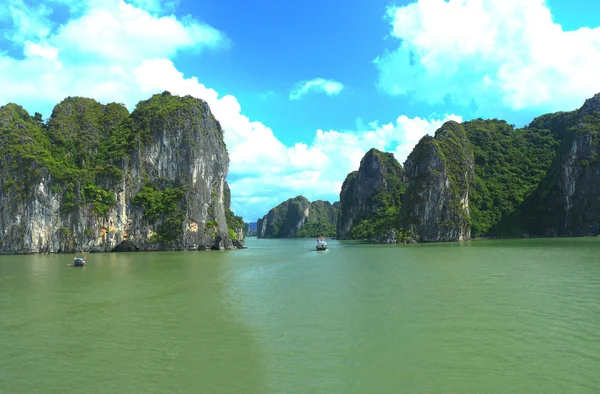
[[256, 196, 339, 238], [337, 93, 600, 243], [401, 121, 474, 242], [296, 200, 339, 237], [223, 181, 246, 249], [556, 97, 600, 235], [519, 94, 600, 236], [257, 196, 310, 238], [243, 222, 257, 237], [337, 148, 405, 240], [0, 92, 244, 254]]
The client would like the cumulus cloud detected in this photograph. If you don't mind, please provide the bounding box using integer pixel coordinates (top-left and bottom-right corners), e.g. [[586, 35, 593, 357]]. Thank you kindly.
[[55, 1, 224, 65], [0, 0, 226, 112], [2, 0, 54, 43], [375, 0, 600, 115], [289, 78, 344, 100], [0, 0, 458, 222]]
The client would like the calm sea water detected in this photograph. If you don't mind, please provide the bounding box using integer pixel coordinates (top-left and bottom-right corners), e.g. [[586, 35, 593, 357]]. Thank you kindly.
[[1, 237, 600, 393]]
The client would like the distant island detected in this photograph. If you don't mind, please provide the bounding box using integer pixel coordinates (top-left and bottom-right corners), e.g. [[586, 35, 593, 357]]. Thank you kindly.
[[243, 222, 257, 237], [0, 92, 245, 254], [256, 93, 600, 244], [256, 197, 339, 238]]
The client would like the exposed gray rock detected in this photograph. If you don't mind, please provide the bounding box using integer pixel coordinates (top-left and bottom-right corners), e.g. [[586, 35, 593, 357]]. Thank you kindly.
[[372, 229, 397, 244], [401, 121, 474, 242], [336, 93, 600, 244], [256, 196, 338, 238], [0, 92, 243, 254], [337, 148, 405, 240], [523, 94, 600, 236]]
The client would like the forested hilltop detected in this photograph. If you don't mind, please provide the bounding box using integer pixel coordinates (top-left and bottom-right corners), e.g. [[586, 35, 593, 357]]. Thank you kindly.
[[337, 93, 600, 243], [256, 196, 339, 238], [0, 91, 245, 254]]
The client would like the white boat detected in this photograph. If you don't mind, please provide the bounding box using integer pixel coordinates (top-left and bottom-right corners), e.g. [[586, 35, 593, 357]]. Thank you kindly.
[[316, 237, 327, 251]]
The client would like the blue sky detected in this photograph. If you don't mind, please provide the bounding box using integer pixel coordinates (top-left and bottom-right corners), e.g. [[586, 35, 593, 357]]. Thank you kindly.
[[174, 0, 398, 146], [1, 0, 600, 222]]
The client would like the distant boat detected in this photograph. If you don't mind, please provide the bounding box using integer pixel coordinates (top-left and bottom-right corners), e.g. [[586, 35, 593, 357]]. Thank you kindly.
[[316, 237, 327, 251], [74, 255, 86, 267]]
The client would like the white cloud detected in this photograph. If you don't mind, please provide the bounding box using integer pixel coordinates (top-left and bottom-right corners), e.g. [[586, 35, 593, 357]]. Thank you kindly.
[[0, 0, 459, 222], [376, 0, 600, 114], [289, 78, 344, 100], [0, 0, 226, 112], [55, 1, 224, 65], [224, 111, 461, 221], [23, 40, 59, 60], [3, 1, 54, 43]]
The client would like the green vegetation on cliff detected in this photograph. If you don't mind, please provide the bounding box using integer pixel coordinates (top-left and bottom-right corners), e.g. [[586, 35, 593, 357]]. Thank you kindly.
[[339, 94, 600, 242], [398, 121, 473, 242], [0, 99, 126, 214], [257, 196, 310, 238], [132, 183, 187, 244], [465, 119, 561, 237], [343, 149, 406, 241], [338, 170, 357, 232], [297, 200, 338, 237], [0, 92, 244, 253], [1, 104, 53, 197], [296, 221, 336, 237], [510, 99, 600, 236], [434, 122, 473, 204], [0, 92, 228, 219], [257, 196, 339, 238], [223, 182, 243, 239]]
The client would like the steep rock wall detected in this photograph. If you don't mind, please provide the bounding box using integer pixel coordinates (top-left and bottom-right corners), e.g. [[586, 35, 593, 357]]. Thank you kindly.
[[337, 148, 405, 240], [401, 121, 475, 242], [0, 92, 243, 254], [256, 197, 339, 238]]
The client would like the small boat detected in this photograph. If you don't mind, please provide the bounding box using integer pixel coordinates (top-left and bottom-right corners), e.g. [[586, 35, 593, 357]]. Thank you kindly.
[[74, 255, 86, 267], [316, 237, 327, 251]]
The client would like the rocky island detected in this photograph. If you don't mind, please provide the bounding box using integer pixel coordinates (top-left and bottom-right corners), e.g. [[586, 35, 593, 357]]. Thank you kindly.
[[0, 91, 245, 254], [4, 91, 600, 252], [335, 93, 600, 243], [254, 93, 600, 244], [256, 196, 339, 238]]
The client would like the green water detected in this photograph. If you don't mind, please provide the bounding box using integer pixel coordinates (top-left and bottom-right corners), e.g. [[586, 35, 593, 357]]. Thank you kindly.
[[1, 238, 600, 393]]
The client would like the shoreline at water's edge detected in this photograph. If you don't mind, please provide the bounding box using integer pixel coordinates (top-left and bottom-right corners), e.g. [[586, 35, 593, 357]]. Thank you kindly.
[[258, 234, 600, 244], [0, 245, 249, 256], [7, 235, 599, 254], [395, 234, 600, 245], [470, 234, 600, 241]]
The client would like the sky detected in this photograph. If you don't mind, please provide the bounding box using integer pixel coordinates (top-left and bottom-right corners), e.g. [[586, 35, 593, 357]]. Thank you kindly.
[[1, 0, 600, 222]]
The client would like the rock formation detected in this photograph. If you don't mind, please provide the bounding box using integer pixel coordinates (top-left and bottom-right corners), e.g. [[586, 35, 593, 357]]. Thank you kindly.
[[256, 196, 339, 238], [518, 93, 600, 236], [337, 93, 600, 243], [0, 91, 244, 254], [401, 121, 474, 242], [243, 222, 257, 237], [337, 148, 405, 240]]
